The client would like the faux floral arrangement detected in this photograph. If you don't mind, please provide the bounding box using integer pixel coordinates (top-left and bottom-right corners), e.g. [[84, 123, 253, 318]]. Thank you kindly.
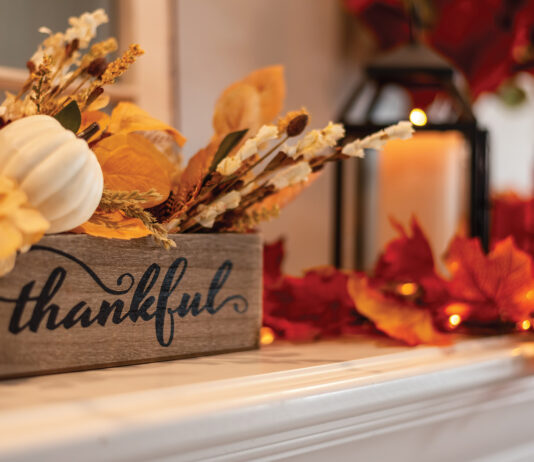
[[0, 9, 413, 277]]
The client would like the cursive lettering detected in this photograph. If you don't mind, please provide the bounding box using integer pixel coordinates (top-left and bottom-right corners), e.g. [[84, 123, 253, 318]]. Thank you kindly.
[[1, 248, 249, 347]]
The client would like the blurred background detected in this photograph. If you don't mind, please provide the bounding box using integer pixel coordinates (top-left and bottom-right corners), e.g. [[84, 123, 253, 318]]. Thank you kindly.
[[1, 0, 534, 274]]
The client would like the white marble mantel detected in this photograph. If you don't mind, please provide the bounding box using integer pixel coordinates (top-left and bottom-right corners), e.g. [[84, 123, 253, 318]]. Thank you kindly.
[[1, 336, 534, 461]]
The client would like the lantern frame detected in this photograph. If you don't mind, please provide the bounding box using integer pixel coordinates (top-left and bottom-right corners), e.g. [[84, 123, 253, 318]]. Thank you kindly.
[[333, 47, 489, 269]]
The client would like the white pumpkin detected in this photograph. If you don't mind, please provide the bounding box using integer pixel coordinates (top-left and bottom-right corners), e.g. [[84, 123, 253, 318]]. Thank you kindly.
[[0, 115, 103, 234]]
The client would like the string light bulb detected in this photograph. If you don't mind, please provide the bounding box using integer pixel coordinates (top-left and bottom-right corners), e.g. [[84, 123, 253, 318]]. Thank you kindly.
[[260, 326, 275, 345], [409, 108, 428, 127], [519, 320, 531, 331], [397, 282, 418, 296], [448, 314, 462, 328]]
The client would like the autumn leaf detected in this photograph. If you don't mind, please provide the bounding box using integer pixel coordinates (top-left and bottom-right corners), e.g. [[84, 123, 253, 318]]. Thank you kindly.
[[93, 133, 175, 208], [172, 139, 220, 212], [445, 236, 534, 323], [374, 217, 450, 306], [491, 192, 534, 267], [86, 93, 110, 112], [213, 83, 261, 138], [108, 102, 186, 147], [263, 239, 365, 341], [348, 275, 450, 346], [264, 266, 363, 341], [375, 217, 436, 282], [173, 66, 287, 219], [212, 65, 286, 138], [72, 211, 150, 239], [242, 65, 286, 124], [80, 111, 110, 141]]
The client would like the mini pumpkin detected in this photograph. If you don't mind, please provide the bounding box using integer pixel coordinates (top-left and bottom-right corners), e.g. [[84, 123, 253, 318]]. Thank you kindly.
[[0, 115, 103, 233]]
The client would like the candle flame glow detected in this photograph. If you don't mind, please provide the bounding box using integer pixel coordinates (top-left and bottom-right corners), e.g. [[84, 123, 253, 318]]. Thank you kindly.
[[409, 108, 428, 127], [260, 326, 275, 345]]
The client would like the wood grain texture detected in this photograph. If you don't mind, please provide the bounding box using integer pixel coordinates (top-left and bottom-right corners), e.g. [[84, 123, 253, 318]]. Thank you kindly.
[[0, 234, 262, 379]]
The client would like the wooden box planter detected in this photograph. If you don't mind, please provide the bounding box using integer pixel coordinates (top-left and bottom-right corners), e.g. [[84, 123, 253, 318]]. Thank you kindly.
[[0, 234, 262, 379]]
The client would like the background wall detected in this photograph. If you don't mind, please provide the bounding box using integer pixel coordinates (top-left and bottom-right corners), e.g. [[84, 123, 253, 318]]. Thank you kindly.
[[175, 0, 358, 274], [474, 73, 534, 195]]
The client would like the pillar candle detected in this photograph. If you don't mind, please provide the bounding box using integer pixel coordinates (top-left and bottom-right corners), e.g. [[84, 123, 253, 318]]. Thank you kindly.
[[363, 131, 469, 270]]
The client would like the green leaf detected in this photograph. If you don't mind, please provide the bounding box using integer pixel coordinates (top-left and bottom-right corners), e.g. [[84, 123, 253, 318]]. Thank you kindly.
[[209, 128, 248, 174], [54, 100, 82, 133]]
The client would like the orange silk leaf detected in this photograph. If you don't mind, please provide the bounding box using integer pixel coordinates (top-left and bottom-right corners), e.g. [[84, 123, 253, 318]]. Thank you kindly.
[[212, 65, 286, 138], [72, 211, 150, 240], [347, 275, 450, 346], [173, 139, 220, 208], [93, 133, 174, 207], [445, 236, 534, 322], [80, 111, 110, 141], [212, 83, 261, 138], [108, 102, 186, 147], [242, 65, 286, 124]]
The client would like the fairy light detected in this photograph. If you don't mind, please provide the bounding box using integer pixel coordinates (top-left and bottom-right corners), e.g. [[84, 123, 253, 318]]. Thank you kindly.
[[397, 282, 418, 296], [448, 314, 462, 328], [260, 326, 275, 345], [409, 108, 428, 127], [519, 320, 531, 331], [444, 303, 469, 329], [526, 289, 534, 301]]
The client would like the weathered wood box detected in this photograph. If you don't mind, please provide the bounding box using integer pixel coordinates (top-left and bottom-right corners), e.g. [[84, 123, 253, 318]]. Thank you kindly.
[[0, 234, 262, 379]]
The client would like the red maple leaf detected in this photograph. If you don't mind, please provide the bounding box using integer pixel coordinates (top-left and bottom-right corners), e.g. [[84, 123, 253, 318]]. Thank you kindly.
[[491, 193, 534, 266], [343, 0, 534, 99], [445, 236, 534, 323], [263, 240, 367, 341], [374, 218, 450, 307], [264, 266, 366, 341], [375, 217, 435, 282]]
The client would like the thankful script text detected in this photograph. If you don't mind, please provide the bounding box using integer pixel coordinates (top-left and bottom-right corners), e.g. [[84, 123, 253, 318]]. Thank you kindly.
[[0, 246, 248, 347]]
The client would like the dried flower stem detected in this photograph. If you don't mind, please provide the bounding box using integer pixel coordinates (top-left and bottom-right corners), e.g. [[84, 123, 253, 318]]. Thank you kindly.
[[121, 206, 176, 250], [52, 96, 73, 115], [240, 136, 288, 184], [99, 189, 161, 208], [99, 189, 176, 249], [69, 74, 91, 98], [29, 56, 52, 113], [178, 136, 289, 225]]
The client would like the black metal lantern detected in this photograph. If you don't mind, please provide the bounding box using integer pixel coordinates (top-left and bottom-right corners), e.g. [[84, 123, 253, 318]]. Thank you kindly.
[[334, 43, 489, 269]]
